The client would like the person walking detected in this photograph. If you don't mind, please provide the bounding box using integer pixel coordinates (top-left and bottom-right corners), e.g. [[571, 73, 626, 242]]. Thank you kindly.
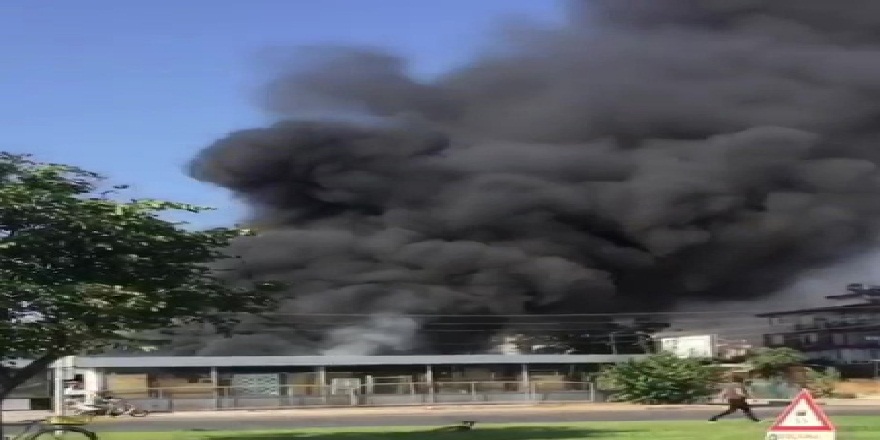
[[709, 377, 761, 422]]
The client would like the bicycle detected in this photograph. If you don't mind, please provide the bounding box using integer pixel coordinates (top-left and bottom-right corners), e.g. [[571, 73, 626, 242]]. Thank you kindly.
[[4, 415, 98, 440], [102, 397, 149, 418], [67, 398, 149, 418]]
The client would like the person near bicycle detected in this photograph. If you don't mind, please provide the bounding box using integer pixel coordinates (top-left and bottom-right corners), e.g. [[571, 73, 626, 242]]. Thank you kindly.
[[63, 380, 109, 414]]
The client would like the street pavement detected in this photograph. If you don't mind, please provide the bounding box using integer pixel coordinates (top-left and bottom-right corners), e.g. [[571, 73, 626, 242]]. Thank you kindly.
[[3, 404, 877, 433]]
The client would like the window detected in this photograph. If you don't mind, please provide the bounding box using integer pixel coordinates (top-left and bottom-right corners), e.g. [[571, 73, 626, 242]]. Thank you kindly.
[[800, 333, 818, 346], [863, 334, 880, 345], [771, 317, 792, 326], [832, 334, 846, 345], [5, 368, 50, 398], [770, 335, 785, 345]]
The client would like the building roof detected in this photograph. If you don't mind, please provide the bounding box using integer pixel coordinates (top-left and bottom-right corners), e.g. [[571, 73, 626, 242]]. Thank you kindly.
[[826, 284, 880, 301], [653, 331, 716, 338], [26, 354, 649, 369], [826, 293, 880, 300], [756, 303, 880, 318]]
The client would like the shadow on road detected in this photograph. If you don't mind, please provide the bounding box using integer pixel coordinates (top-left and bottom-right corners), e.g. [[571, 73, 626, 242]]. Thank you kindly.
[[180, 425, 629, 440]]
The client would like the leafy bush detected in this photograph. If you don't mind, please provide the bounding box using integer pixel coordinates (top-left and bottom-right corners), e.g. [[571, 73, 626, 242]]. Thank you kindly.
[[599, 353, 718, 404], [805, 367, 841, 398]]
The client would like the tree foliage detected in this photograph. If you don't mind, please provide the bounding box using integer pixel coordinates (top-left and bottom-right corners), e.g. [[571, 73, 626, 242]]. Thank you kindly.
[[0, 153, 278, 398], [805, 366, 841, 398], [746, 347, 806, 379], [513, 320, 669, 354], [599, 352, 718, 404]]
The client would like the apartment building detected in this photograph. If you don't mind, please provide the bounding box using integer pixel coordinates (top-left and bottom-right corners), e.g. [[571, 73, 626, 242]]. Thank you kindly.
[[758, 284, 880, 365]]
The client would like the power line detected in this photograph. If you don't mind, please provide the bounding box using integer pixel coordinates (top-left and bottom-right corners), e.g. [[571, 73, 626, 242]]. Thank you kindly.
[[228, 316, 862, 328], [223, 306, 880, 318], [170, 322, 880, 343], [209, 315, 880, 332]]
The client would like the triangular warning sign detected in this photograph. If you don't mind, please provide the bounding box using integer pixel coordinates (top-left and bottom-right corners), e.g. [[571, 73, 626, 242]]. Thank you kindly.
[[768, 389, 835, 432]]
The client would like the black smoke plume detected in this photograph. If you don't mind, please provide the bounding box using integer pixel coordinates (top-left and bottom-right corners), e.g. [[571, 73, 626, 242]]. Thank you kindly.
[[180, 0, 880, 355]]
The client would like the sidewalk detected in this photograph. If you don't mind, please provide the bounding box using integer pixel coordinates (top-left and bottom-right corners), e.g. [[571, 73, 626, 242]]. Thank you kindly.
[[145, 403, 723, 419], [2, 411, 52, 423], [4, 399, 878, 423], [821, 398, 880, 406], [0, 403, 715, 423]]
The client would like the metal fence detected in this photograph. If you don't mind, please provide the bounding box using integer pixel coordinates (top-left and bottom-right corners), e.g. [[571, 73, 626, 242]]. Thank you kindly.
[[703, 381, 800, 404], [101, 381, 597, 412], [747, 380, 800, 400]]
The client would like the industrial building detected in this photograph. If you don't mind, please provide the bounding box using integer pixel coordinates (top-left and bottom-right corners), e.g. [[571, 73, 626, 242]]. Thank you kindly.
[[3, 354, 645, 411]]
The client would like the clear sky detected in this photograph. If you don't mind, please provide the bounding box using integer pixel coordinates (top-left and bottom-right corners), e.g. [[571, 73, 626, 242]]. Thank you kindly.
[[0, 0, 564, 227]]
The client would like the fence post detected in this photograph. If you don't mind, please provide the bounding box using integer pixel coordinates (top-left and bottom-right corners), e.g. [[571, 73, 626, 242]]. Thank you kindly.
[[589, 381, 596, 403], [425, 365, 435, 404], [521, 363, 531, 401], [210, 367, 219, 410], [316, 366, 327, 406], [159, 387, 172, 412], [470, 382, 477, 401]]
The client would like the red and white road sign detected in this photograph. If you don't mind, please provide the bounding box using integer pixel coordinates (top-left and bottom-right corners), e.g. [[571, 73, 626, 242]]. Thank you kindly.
[[766, 389, 835, 440]]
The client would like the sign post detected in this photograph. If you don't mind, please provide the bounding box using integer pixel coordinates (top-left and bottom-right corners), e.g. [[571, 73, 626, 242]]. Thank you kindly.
[[766, 389, 835, 440]]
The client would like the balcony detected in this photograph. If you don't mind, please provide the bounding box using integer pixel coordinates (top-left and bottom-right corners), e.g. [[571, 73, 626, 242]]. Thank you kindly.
[[764, 332, 880, 351], [793, 320, 880, 331]]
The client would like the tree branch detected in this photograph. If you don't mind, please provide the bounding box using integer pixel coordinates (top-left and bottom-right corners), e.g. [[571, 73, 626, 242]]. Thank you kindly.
[[0, 355, 58, 399]]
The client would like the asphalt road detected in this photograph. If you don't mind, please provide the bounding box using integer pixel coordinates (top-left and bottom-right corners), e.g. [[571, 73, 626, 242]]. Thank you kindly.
[[9, 406, 875, 433]]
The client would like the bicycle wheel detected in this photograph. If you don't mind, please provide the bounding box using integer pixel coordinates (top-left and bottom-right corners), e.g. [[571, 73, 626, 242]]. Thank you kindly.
[[26, 426, 98, 440], [128, 408, 149, 417]]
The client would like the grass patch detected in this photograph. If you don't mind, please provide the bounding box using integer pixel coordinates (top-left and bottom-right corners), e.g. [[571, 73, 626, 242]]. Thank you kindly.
[[93, 417, 880, 440]]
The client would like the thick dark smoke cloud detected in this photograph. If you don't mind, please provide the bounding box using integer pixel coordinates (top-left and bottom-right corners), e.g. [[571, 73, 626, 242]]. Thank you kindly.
[[180, 0, 880, 355]]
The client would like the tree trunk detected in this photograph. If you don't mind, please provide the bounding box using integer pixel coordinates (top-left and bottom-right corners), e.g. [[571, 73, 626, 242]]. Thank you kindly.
[[0, 389, 9, 440], [0, 356, 61, 440]]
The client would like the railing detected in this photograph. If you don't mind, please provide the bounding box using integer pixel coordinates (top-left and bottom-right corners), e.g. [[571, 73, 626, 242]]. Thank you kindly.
[[705, 381, 800, 404], [794, 320, 880, 330], [99, 381, 596, 412]]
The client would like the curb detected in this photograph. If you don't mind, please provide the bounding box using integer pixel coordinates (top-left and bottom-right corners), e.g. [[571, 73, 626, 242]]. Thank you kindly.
[[5, 400, 878, 423], [119, 404, 724, 420]]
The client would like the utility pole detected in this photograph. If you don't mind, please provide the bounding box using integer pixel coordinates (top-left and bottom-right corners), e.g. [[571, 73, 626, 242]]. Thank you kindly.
[[635, 331, 653, 354], [52, 356, 75, 417], [608, 332, 618, 355]]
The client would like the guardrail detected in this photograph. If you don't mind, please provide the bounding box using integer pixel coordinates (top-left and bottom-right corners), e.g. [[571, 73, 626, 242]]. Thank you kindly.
[[99, 381, 597, 412]]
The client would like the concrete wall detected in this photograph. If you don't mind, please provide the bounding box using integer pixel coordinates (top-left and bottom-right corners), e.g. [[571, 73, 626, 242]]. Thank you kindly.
[[1, 399, 32, 410]]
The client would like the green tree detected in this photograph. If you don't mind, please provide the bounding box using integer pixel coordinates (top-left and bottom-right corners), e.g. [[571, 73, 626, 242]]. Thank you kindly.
[[599, 352, 718, 404], [747, 347, 806, 379], [0, 153, 278, 412]]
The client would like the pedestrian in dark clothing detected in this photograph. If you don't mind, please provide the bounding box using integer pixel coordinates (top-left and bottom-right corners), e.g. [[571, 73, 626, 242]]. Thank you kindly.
[[709, 378, 761, 422]]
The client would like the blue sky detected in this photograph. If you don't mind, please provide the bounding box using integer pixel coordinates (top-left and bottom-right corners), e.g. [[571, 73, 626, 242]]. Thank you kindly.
[[0, 0, 564, 227]]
